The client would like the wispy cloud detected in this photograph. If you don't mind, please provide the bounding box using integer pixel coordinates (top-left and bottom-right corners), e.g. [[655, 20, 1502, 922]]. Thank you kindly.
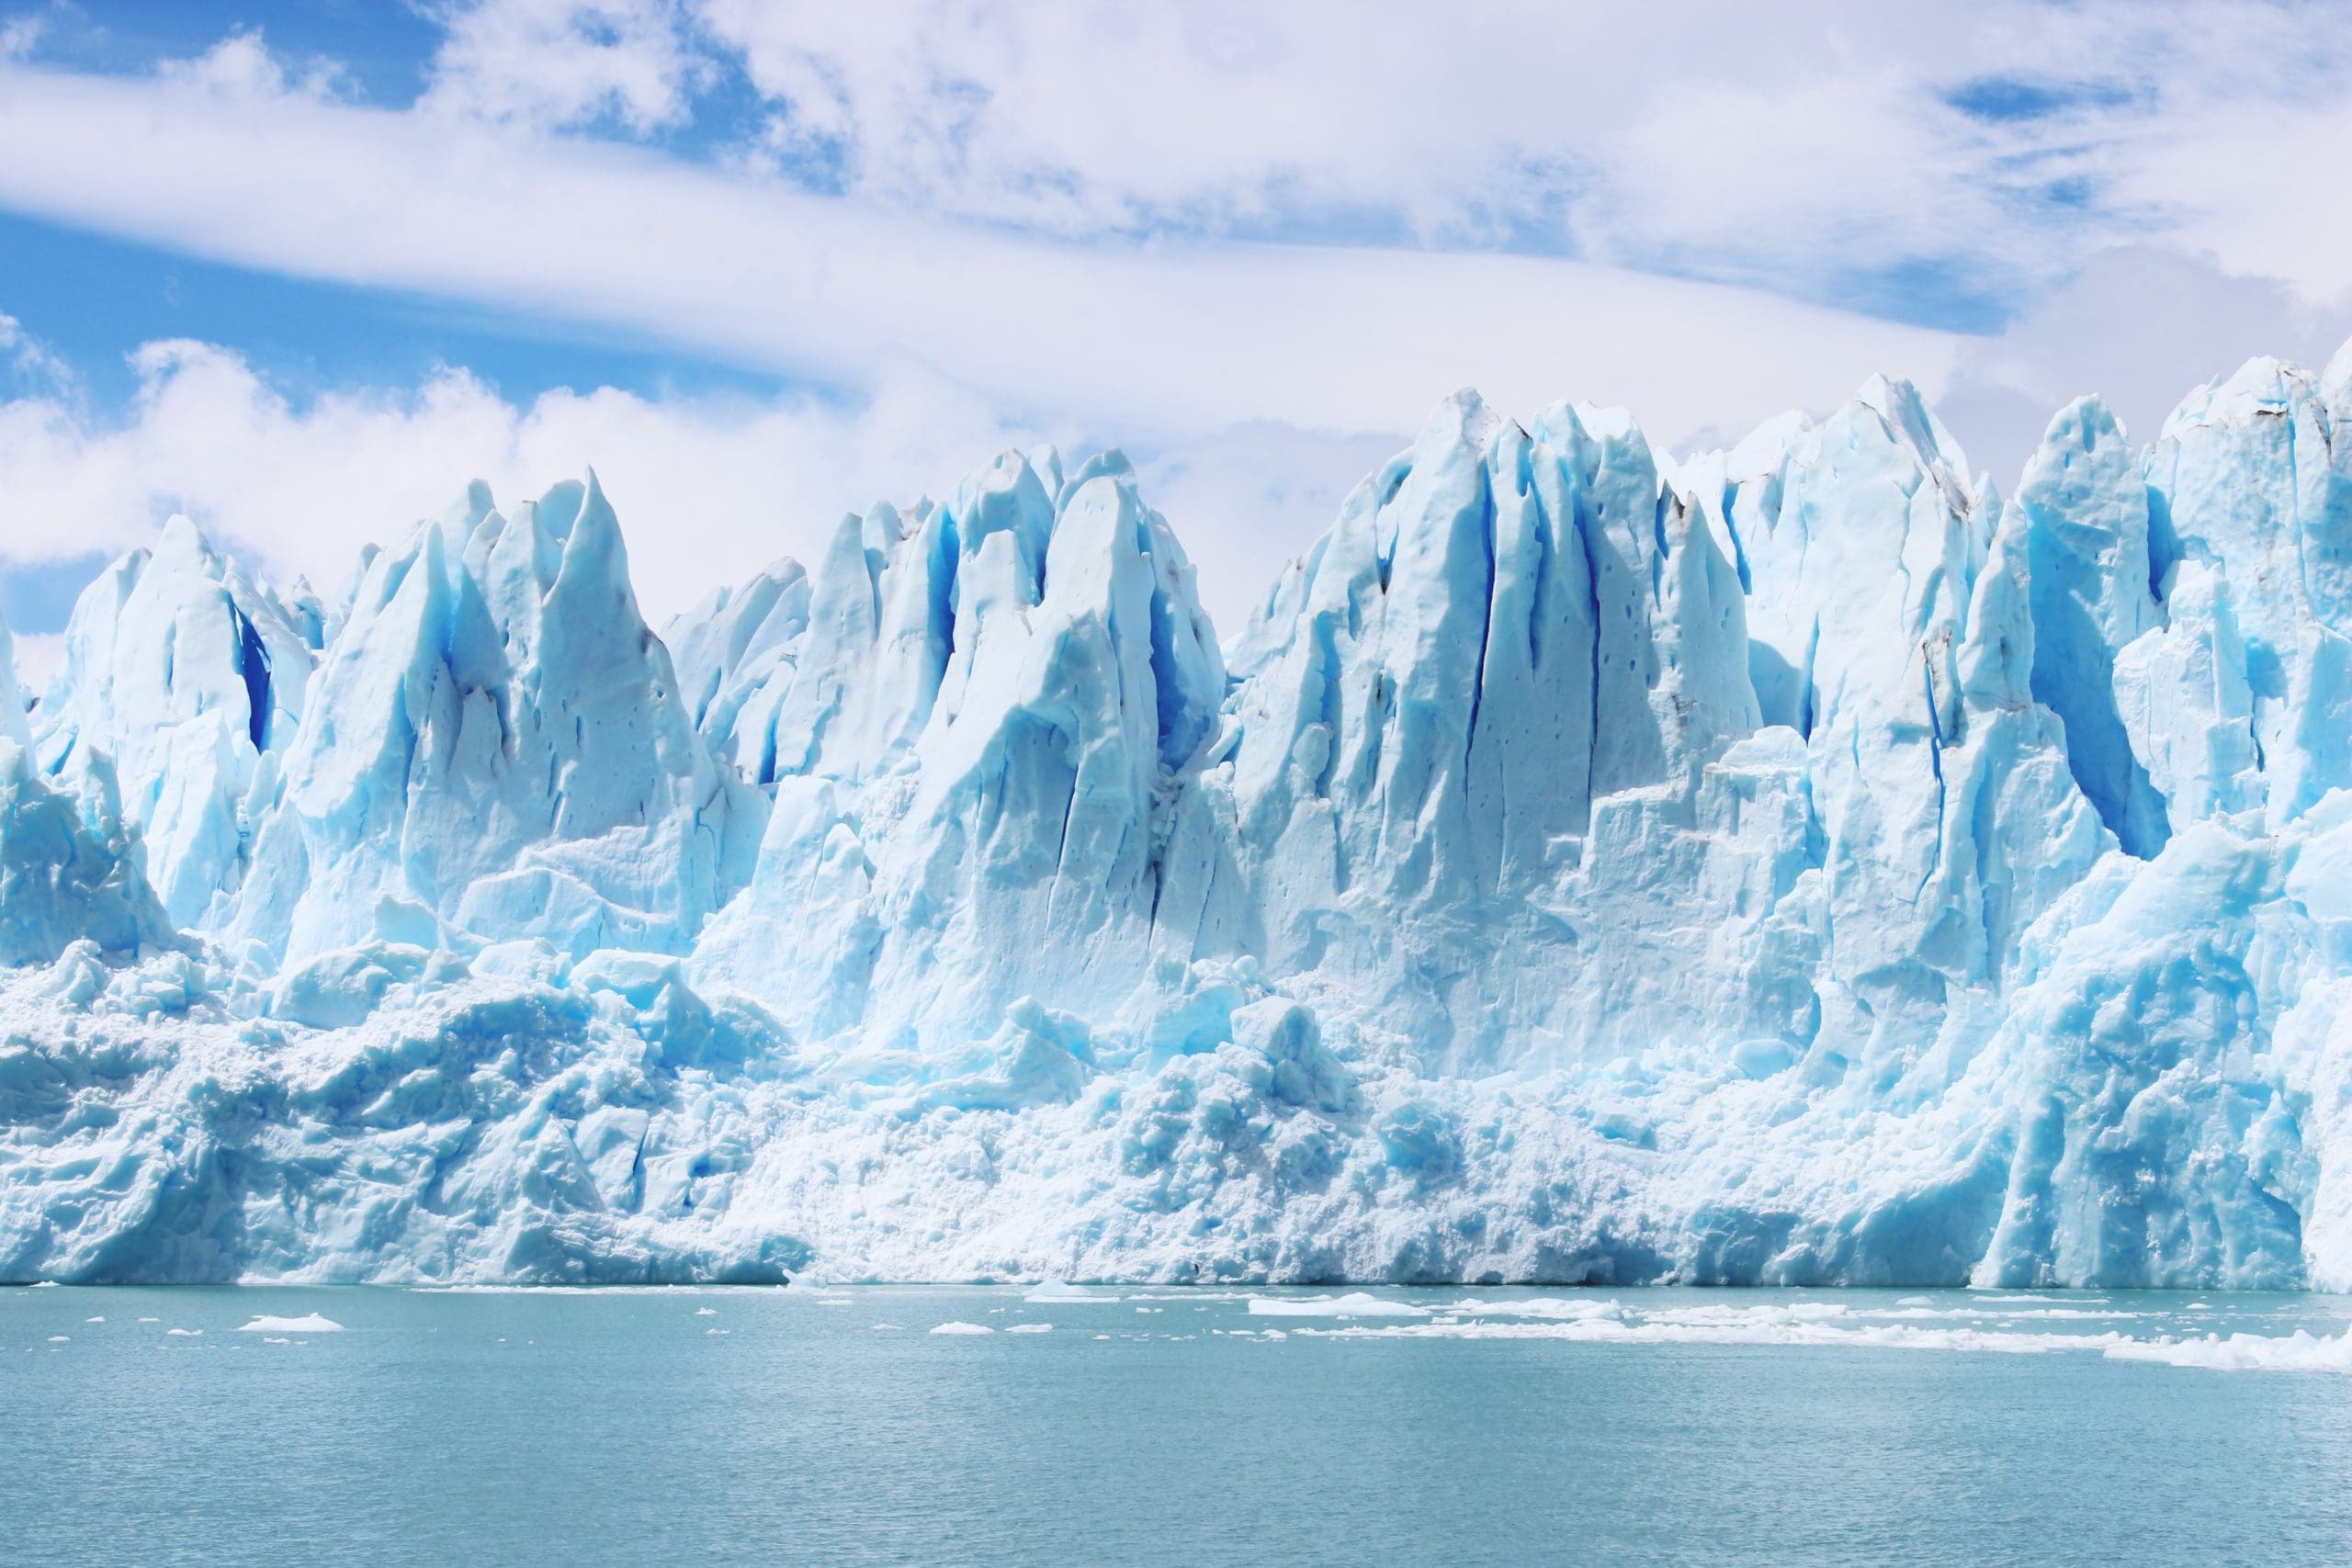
[[1, 3, 2347, 642], [0, 47, 1962, 446], [419, 0, 707, 135], [652, 1, 2350, 321], [0, 10, 40, 62]]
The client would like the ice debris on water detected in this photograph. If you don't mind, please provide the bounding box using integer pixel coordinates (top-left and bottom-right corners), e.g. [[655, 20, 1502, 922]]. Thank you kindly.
[[5, 347, 2352, 1292], [236, 1314, 343, 1334]]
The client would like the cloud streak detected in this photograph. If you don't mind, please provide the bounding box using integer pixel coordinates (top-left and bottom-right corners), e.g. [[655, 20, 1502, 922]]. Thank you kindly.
[[0, 49, 1962, 449], [1, 5, 2347, 662]]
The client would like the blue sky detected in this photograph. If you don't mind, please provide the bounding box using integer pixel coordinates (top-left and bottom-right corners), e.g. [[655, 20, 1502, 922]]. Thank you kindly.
[[2, 0, 2349, 680]]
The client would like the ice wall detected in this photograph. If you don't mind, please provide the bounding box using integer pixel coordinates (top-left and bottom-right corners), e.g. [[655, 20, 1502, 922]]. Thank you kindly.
[[6, 343, 2352, 1290]]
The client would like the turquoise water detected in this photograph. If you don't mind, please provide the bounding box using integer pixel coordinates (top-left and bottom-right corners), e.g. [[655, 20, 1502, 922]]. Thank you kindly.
[[6, 1284, 2351, 1566]]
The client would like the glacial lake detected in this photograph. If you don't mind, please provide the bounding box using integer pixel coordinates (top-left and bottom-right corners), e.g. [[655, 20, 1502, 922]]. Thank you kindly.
[[6, 1283, 2351, 1566]]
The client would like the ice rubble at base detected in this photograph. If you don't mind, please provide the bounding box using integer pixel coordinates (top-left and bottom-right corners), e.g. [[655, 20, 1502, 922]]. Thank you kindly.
[[6, 342, 2352, 1290]]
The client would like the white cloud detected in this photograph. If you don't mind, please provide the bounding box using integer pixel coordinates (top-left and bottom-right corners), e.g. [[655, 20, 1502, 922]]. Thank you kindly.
[[0, 52, 1963, 450], [0, 340, 1054, 626], [154, 28, 346, 102], [0, 314, 1416, 637], [420, 0, 705, 135], [0, 10, 41, 62], [689, 0, 2352, 310], [5, 7, 2348, 652], [0, 310, 70, 391], [1936, 246, 2352, 487]]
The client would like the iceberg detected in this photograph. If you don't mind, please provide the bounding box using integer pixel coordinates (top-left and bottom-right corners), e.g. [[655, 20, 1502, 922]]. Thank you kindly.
[[5, 341, 2352, 1290]]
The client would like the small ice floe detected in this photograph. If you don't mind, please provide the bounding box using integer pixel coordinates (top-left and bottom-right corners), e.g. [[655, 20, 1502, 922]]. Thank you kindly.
[[46, 1335, 68, 1343], [1247, 1293, 1430, 1319], [695, 1308, 717, 1317], [262, 1337, 290, 1345], [31, 1280, 58, 1289], [238, 1314, 343, 1334], [1006, 1323, 1052, 1335], [85, 1316, 104, 1324], [930, 1322, 993, 1336], [1025, 1280, 1107, 1303], [871, 1323, 904, 1331], [166, 1328, 203, 1337], [137, 1317, 158, 1324], [2105, 1329, 2352, 1372], [706, 1328, 729, 1337], [1092, 1334, 1111, 1340]]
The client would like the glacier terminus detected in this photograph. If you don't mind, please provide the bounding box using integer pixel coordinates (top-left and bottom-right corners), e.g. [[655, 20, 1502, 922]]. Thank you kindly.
[[7, 343, 2352, 1291]]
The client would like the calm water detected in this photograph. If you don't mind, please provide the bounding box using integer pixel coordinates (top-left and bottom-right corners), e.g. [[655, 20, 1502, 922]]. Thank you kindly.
[[5, 1283, 2351, 1566]]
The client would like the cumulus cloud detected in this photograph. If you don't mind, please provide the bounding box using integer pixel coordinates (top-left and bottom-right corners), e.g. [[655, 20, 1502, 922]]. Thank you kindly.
[[0, 338, 1050, 626], [154, 28, 347, 102], [0, 322, 1417, 641]]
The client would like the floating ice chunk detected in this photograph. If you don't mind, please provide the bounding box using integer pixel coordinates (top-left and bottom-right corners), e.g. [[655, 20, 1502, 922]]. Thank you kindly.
[[237, 1314, 343, 1334], [929, 1322, 993, 1336], [1006, 1323, 1053, 1334], [1247, 1293, 1431, 1319], [2104, 1330, 2352, 1373], [165, 1328, 203, 1337], [1024, 1280, 1105, 1302]]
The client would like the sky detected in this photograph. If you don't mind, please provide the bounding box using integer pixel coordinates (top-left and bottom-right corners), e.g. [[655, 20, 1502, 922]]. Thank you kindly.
[[2, 0, 2350, 688]]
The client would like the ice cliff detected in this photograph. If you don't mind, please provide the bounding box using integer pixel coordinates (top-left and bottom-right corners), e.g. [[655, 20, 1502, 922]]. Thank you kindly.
[[6, 342, 2352, 1288]]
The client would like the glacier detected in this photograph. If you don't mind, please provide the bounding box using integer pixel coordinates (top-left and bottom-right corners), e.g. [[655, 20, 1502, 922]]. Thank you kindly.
[[6, 342, 2352, 1288]]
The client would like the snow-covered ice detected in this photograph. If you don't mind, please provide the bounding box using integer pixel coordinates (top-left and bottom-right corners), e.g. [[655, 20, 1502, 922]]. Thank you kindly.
[[6, 344, 2352, 1289]]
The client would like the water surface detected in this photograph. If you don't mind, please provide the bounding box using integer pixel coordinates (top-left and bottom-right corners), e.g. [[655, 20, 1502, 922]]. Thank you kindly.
[[6, 1284, 2349, 1566]]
